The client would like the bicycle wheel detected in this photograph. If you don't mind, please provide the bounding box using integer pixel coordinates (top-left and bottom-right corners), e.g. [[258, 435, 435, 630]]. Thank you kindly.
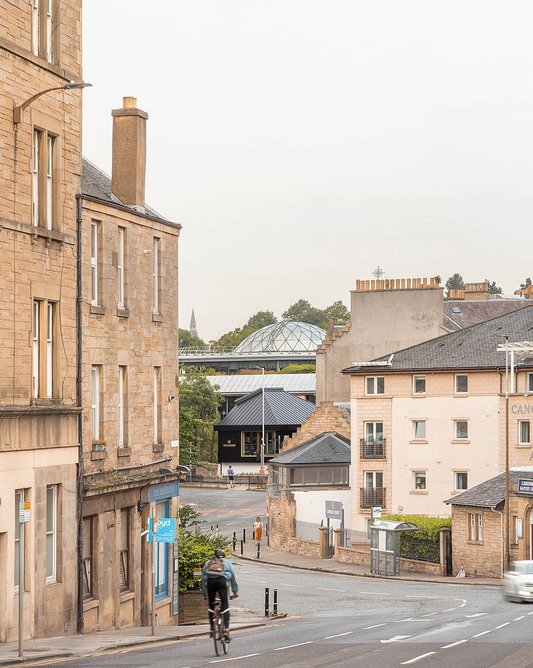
[[220, 617, 228, 655], [213, 616, 222, 656]]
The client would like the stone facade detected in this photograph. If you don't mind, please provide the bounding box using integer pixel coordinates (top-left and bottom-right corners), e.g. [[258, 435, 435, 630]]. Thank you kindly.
[[0, 0, 82, 642], [281, 402, 350, 451], [80, 98, 181, 632]]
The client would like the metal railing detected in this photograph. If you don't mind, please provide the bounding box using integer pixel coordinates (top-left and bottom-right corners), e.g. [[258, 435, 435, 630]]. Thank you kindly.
[[360, 438, 386, 459], [360, 487, 386, 508]]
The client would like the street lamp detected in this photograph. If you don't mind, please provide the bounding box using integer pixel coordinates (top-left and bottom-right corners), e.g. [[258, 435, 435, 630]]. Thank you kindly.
[[13, 80, 92, 124], [256, 367, 265, 474]]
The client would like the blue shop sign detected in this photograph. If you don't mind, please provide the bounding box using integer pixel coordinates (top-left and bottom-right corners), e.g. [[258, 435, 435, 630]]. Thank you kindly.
[[148, 480, 179, 503]]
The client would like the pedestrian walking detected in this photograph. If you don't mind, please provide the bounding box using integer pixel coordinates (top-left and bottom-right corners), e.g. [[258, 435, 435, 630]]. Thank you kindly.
[[227, 466, 235, 488], [253, 516, 263, 543]]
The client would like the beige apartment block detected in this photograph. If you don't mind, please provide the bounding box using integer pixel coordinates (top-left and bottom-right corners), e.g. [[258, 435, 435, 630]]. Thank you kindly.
[[0, 0, 83, 642], [79, 97, 181, 632]]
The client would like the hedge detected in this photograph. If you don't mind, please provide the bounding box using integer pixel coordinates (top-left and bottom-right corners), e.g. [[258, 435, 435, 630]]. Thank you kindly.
[[381, 515, 451, 564]]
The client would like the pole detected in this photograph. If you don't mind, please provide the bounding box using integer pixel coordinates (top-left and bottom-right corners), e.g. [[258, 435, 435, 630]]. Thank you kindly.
[[273, 589, 278, 616], [18, 504, 24, 658], [151, 506, 156, 636], [261, 368, 265, 474], [264, 587, 270, 617], [504, 335, 510, 572]]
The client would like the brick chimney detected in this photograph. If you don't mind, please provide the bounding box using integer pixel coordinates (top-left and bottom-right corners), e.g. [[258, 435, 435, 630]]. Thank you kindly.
[[111, 96, 148, 209]]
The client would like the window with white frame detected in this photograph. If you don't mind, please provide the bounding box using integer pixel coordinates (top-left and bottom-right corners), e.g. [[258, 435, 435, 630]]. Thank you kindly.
[[153, 367, 162, 445], [413, 375, 426, 394], [46, 484, 58, 583], [454, 420, 469, 440], [412, 420, 427, 440], [90, 221, 100, 306], [31, 0, 56, 62], [528, 373, 533, 393], [365, 376, 384, 395], [455, 471, 468, 491], [32, 128, 57, 230], [468, 512, 483, 542], [117, 227, 126, 308], [119, 508, 130, 591], [152, 237, 161, 315], [413, 471, 427, 490], [14, 489, 26, 589], [32, 299, 56, 399], [82, 517, 94, 599], [519, 420, 531, 446], [365, 422, 384, 443], [455, 374, 468, 393], [91, 366, 102, 442], [118, 366, 127, 447]]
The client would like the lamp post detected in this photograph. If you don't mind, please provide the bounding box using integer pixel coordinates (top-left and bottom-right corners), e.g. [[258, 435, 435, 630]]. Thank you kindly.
[[504, 334, 510, 573], [13, 81, 92, 124], [256, 367, 265, 474]]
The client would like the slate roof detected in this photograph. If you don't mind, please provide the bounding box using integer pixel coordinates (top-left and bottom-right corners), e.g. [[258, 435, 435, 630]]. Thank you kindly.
[[81, 158, 176, 225], [207, 374, 316, 396], [343, 304, 533, 374], [270, 432, 350, 466], [215, 388, 315, 429], [445, 468, 533, 509], [443, 300, 527, 332]]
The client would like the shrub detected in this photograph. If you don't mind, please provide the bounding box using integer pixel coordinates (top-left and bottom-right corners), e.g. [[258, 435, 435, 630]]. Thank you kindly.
[[381, 514, 451, 563]]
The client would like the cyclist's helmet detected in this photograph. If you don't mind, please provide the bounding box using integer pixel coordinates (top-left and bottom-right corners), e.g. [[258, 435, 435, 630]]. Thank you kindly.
[[215, 549, 225, 558]]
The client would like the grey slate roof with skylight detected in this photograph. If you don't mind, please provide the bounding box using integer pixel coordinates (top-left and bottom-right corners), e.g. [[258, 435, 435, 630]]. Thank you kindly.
[[216, 388, 315, 428], [342, 304, 533, 374], [445, 469, 533, 509], [270, 432, 350, 466], [443, 300, 527, 332]]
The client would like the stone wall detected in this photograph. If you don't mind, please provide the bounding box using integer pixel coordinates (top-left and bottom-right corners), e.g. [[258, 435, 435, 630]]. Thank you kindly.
[[282, 402, 350, 451], [451, 507, 503, 578]]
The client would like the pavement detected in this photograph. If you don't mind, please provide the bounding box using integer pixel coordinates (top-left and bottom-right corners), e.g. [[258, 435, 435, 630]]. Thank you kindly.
[[0, 538, 503, 667]]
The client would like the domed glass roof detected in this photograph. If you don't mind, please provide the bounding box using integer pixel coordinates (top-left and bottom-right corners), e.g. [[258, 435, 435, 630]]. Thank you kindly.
[[234, 320, 326, 354]]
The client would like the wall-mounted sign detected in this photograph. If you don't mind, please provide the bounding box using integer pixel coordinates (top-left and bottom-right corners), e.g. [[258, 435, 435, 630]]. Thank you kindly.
[[148, 480, 179, 502], [512, 405, 533, 415], [325, 500, 342, 519], [223, 441, 236, 448], [517, 478, 533, 494]]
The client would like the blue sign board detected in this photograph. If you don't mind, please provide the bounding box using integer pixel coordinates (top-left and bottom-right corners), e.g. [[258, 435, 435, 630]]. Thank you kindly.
[[518, 479, 533, 494], [148, 517, 177, 543], [148, 480, 179, 503]]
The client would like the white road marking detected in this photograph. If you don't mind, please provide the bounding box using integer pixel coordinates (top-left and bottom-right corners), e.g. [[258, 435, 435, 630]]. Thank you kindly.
[[359, 591, 391, 596], [495, 622, 510, 629], [380, 635, 412, 644], [422, 612, 438, 616], [364, 623, 387, 629], [278, 583, 301, 587], [472, 630, 492, 637], [442, 608, 457, 612], [465, 613, 487, 618], [274, 641, 313, 651], [324, 631, 353, 639], [514, 616, 525, 621], [529, 611, 533, 615], [401, 652, 436, 664], [210, 654, 260, 663], [316, 587, 345, 592], [441, 639, 468, 649]]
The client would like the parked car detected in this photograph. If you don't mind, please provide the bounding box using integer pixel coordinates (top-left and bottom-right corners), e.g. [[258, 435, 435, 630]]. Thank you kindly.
[[503, 561, 533, 602]]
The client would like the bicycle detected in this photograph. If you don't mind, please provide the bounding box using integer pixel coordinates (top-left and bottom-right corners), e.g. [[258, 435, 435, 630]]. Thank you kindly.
[[211, 593, 238, 656]]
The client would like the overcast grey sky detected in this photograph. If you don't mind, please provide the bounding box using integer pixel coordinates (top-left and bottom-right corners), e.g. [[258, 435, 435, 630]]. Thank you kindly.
[[83, 1, 533, 341]]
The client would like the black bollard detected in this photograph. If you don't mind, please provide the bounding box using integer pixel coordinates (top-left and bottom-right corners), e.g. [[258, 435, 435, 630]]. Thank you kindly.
[[265, 587, 270, 618], [232, 537, 236, 551], [273, 589, 278, 616], [256, 542, 260, 559], [240, 539, 243, 555], [243, 528, 246, 544]]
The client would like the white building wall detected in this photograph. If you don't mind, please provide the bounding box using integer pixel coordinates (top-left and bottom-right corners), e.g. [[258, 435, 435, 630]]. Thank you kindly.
[[294, 489, 352, 527], [391, 396, 501, 516]]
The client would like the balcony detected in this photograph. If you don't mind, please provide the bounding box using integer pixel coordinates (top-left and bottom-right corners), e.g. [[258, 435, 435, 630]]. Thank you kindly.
[[360, 438, 386, 459], [360, 487, 386, 509]]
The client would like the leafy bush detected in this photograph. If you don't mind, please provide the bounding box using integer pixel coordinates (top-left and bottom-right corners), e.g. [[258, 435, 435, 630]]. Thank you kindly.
[[381, 514, 451, 563]]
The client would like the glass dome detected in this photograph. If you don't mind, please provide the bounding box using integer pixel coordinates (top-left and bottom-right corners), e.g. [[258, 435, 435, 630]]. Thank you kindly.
[[234, 320, 326, 354]]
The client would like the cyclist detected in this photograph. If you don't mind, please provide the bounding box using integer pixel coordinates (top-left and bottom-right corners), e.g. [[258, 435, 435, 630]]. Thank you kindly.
[[202, 549, 239, 641]]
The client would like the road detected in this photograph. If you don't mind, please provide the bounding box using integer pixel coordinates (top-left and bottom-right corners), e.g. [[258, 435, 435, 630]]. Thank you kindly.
[[37, 488, 533, 667]]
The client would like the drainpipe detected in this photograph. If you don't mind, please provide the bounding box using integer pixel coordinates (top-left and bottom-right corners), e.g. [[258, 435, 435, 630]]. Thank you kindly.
[[75, 194, 84, 633]]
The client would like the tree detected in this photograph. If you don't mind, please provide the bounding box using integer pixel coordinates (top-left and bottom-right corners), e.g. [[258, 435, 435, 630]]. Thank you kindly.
[[215, 311, 277, 348], [323, 300, 350, 327], [282, 299, 323, 326], [179, 328, 206, 348], [179, 374, 222, 465], [520, 277, 532, 290], [445, 273, 465, 295], [485, 279, 503, 295]]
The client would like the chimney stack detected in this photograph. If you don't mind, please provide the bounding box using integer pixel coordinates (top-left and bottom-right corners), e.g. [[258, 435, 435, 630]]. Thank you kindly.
[[111, 96, 148, 208]]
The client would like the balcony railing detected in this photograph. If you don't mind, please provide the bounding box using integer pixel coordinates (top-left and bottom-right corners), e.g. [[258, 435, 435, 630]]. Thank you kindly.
[[360, 487, 386, 508], [360, 438, 386, 459]]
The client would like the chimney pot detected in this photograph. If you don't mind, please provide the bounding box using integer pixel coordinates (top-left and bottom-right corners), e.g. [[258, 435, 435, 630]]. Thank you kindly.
[[123, 96, 137, 108]]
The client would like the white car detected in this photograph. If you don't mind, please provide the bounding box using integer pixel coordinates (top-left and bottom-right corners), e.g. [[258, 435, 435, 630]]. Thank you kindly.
[[503, 561, 533, 602]]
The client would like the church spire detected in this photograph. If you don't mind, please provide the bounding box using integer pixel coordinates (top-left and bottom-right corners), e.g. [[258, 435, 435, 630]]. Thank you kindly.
[[189, 308, 198, 338]]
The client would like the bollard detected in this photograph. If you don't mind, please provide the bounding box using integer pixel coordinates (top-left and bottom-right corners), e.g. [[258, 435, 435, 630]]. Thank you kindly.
[[240, 539, 243, 556], [252, 529, 255, 540], [243, 528, 246, 544], [265, 587, 270, 618], [273, 589, 278, 616], [232, 537, 236, 551], [257, 542, 260, 559]]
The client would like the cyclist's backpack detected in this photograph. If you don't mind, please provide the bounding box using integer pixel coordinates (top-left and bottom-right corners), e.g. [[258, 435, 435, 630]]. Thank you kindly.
[[206, 555, 225, 578]]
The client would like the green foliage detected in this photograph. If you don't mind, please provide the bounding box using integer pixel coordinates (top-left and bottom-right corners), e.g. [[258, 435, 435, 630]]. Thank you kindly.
[[282, 299, 350, 329], [179, 328, 206, 348], [279, 363, 316, 374], [520, 277, 532, 290], [178, 531, 230, 591], [381, 514, 451, 564], [179, 374, 222, 464], [445, 273, 465, 295], [179, 504, 205, 532], [216, 311, 277, 348], [485, 279, 503, 295], [322, 300, 350, 327]]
